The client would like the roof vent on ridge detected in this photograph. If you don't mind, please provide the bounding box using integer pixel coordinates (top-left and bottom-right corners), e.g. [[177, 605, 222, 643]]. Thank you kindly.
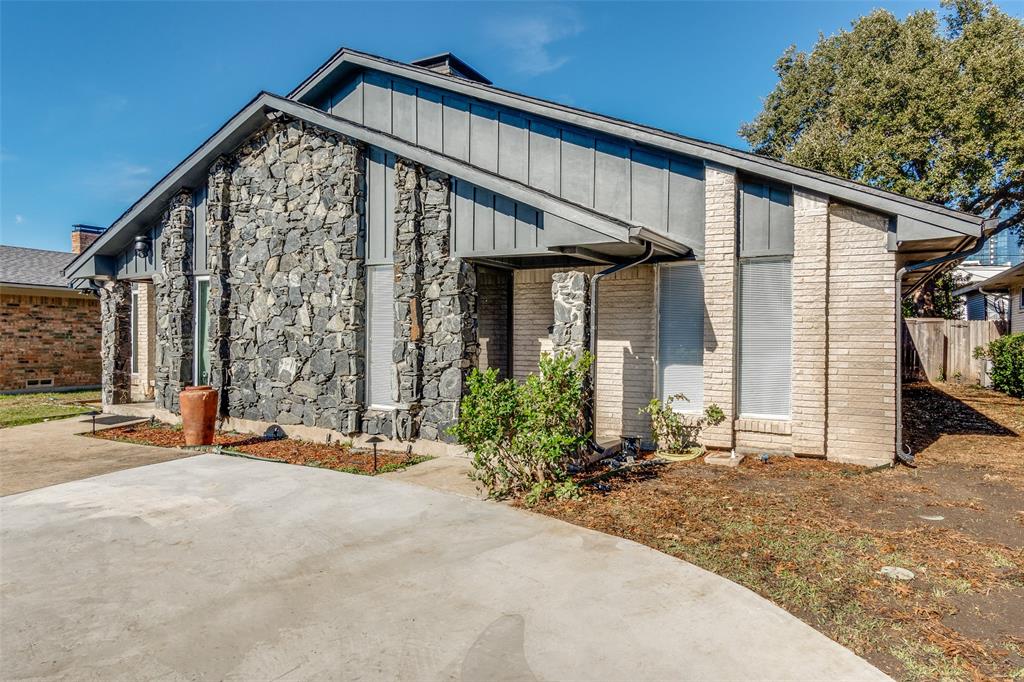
[[410, 53, 492, 85]]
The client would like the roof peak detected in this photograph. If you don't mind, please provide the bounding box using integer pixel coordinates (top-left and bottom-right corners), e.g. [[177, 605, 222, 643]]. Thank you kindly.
[[409, 52, 491, 85]]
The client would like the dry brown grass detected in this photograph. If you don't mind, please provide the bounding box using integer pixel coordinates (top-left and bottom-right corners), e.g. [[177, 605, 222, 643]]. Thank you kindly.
[[532, 383, 1024, 681]]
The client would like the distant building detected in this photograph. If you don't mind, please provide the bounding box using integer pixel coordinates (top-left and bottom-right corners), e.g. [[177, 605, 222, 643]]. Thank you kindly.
[[0, 226, 104, 392], [972, 228, 1022, 267], [956, 262, 1024, 334]]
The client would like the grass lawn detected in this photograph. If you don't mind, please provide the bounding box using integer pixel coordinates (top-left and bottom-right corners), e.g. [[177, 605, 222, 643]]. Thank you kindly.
[[0, 390, 101, 428], [532, 382, 1024, 681]]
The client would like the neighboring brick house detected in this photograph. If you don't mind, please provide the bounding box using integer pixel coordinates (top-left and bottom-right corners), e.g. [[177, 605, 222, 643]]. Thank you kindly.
[[66, 49, 995, 465], [0, 226, 104, 392]]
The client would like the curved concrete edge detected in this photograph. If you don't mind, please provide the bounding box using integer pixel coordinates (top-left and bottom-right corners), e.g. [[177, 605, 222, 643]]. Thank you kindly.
[[1, 454, 891, 681]]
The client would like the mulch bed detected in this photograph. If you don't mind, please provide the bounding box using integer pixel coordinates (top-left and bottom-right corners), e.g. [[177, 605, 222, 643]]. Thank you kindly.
[[530, 382, 1024, 681], [94, 422, 427, 475]]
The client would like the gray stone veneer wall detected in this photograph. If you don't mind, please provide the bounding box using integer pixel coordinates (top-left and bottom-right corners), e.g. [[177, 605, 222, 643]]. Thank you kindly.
[[363, 159, 477, 441], [99, 280, 132, 407], [419, 170, 477, 442], [550, 271, 590, 358], [206, 157, 232, 414], [153, 189, 194, 412], [216, 117, 366, 432]]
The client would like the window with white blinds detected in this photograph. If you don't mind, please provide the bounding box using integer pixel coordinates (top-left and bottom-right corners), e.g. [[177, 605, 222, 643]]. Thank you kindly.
[[738, 259, 792, 418], [366, 265, 396, 407], [658, 262, 704, 412]]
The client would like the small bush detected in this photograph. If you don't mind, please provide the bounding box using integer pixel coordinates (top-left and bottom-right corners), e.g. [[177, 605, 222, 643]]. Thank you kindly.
[[450, 352, 592, 502], [975, 333, 1024, 398], [639, 394, 725, 454]]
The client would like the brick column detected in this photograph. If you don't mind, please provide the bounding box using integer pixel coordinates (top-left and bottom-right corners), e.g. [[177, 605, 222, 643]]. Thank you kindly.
[[99, 280, 132, 407], [153, 189, 194, 413], [791, 190, 829, 456], [826, 204, 897, 465], [550, 271, 590, 358], [701, 164, 737, 449]]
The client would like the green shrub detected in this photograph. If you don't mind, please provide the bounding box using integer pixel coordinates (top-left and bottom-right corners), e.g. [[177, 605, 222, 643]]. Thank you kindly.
[[639, 394, 725, 454], [450, 352, 592, 502], [975, 333, 1024, 398]]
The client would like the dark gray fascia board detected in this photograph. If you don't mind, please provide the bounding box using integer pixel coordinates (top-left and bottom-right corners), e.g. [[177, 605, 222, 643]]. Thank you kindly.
[[289, 49, 982, 238]]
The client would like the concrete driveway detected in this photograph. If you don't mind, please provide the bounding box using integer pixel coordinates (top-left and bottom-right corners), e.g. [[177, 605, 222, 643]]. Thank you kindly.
[[1, 415, 194, 496], [1, 454, 889, 681]]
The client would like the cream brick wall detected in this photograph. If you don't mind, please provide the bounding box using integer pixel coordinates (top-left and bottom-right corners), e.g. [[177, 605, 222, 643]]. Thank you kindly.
[[791, 190, 829, 456], [130, 282, 156, 402], [592, 266, 655, 440], [702, 164, 737, 449], [826, 203, 896, 465], [512, 265, 655, 440], [512, 268, 556, 381]]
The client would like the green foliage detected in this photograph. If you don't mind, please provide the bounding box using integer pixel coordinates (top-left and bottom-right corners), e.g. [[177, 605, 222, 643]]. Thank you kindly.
[[639, 394, 726, 454], [903, 270, 972, 319], [975, 333, 1024, 397], [741, 0, 1023, 239], [450, 352, 593, 502]]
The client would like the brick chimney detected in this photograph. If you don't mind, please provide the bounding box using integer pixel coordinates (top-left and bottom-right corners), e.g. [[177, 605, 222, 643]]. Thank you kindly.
[[71, 224, 105, 254]]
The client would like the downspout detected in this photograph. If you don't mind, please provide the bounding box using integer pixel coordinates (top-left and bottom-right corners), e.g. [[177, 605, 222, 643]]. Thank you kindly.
[[894, 238, 983, 465], [587, 241, 656, 457]]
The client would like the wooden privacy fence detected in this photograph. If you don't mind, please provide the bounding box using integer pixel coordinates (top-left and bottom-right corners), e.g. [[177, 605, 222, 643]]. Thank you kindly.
[[902, 318, 1007, 384]]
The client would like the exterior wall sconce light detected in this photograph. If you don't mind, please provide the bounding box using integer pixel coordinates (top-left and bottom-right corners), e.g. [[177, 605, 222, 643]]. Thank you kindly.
[[134, 235, 152, 259]]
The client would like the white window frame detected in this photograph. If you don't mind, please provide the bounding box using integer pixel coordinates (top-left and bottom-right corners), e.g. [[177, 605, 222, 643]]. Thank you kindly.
[[736, 256, 793, 421], [654, 261, 705, 415], [193, 276, 210, 386]]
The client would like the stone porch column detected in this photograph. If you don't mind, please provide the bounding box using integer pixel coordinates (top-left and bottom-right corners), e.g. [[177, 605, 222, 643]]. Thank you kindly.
[[420, 169, 476, 442], [206, 157, 232, 415], [99, 280, 132, 407], [791, 189, 830, 456], [550, 271, 590, 359], [392, 158, 425, 439], [153, 189, 194, 413], [701, 164, 737, 449]]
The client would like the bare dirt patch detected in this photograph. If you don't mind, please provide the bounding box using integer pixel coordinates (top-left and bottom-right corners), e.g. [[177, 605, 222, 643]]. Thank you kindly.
[[531, 382, 1024, 681], [94, 422, 429, 475]]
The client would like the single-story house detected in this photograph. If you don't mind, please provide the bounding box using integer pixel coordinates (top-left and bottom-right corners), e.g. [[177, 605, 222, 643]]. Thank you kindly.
[[956, 263, 1024, 334], [65, 49, 995, 465], [953, 262, 1018, 323], [1, 226, 104, 392]]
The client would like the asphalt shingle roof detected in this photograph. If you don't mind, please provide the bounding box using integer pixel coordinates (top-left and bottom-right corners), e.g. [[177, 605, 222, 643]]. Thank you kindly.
[[0, 245, 77, 289]]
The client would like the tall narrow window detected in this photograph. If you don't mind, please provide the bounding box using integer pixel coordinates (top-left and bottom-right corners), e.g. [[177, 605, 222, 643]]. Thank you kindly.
[[658, 262, 704, 411], [738, 259, 792, 418], [131, 284, 140, 374], [366, 265, 396, 407], [194, 277, 210, 386]]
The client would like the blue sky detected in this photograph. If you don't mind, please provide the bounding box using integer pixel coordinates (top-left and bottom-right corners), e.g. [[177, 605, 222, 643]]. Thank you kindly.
[[3, 1, 1020, 252]]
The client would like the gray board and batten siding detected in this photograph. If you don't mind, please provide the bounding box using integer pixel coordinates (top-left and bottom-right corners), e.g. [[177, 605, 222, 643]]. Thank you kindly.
[[114, 187, 210, 279], [322, 70, 708, 256]]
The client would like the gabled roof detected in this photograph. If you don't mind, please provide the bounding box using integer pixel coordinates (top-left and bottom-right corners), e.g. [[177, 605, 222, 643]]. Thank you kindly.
[[953, 262, 1024, 296], [65, 93, 689, 280], [289, 48, 989, 240], [0, 245, 77, 289], [68, 47, 991, 284]]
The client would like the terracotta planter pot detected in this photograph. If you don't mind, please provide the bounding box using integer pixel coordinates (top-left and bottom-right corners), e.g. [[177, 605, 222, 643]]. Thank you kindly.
[[180, 386, 218, 446]]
